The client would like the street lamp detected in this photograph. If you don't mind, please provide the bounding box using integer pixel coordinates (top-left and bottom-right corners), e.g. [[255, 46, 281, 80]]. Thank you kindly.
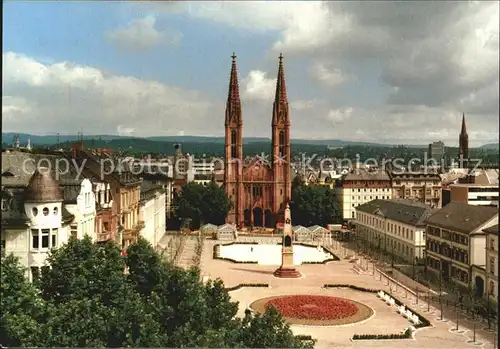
[[391, 240, 395, 269], [439, 267, 444, 320]]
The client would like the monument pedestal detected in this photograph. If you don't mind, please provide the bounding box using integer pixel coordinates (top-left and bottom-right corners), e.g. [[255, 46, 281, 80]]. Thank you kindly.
[[273, 267, 301, 278]]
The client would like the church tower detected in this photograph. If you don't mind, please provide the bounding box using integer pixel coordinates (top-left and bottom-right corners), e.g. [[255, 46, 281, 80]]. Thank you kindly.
[[459, 112, 469, 166], [224, 53, 244, 226], [271, 54, 291, 215]]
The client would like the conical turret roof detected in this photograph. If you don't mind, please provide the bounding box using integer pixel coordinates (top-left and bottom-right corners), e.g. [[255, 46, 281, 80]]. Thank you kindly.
[[24, 168, 63, 203]]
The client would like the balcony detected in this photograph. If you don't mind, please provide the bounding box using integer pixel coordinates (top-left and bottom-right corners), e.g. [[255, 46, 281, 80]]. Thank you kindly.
[[96, 231, 111, 242], [135, 220, 145, 230]]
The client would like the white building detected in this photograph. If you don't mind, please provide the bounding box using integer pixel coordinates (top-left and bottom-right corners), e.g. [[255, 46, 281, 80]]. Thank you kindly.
[[355, 199, 436, 263], [338, 169, 393, 221], [62, 178, 97, 240], [139, 182, 166, 248], [485, 224, 498, 302], [1, 169, 75, 281], [424, 202, 498, 293]]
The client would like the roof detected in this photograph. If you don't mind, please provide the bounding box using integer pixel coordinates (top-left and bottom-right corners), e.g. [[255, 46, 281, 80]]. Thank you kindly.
[[344, 169, 390, 181], [292, 225, 311, 235], [200, 223, 218, 232], [356, 199, 436, 227], [389, 171, 441, 180], [308, 225, 330, 234], [425, 202, 498, 234], [483, 224, 498, 236], [218, 223, 236, 233], [24, 169, 64, 203], [140, 181, 165, 202], [61, 184, 81, 204]]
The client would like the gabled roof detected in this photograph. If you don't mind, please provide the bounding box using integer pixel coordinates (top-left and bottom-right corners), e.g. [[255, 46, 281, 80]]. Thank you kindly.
[[218, 223, 237, 233], [308, 225, 329, 234], [292, 225, 311, 235], [425, 202, 498, 234], [357, 199, 436, 227]]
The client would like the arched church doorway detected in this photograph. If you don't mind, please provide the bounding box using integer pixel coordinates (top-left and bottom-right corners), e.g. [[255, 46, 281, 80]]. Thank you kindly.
[[264, 209, 273, 228], [475, 276, 485, 297], [244, 209, 251, 226], [253, 207, 263, 227]]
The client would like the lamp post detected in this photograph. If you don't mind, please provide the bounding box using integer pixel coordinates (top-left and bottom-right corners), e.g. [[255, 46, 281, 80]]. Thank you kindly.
[[391, 240, 395, 269], [439, 267, 444, 320], [456, 293, 463, 331], [427, 290, 430, 312]]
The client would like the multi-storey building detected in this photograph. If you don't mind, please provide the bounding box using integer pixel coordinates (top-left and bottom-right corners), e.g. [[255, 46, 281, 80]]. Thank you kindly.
[[70, 146, 143, 251], [428, 141, 445, 165], [449, 184, 499, 207], [139, 182, 166, 249], [355, 199, 435, 264], [389, 171, 442, 208], [338, 169, 393, 221], [485, 224, 498, 302], [424, 202, 498, 294]]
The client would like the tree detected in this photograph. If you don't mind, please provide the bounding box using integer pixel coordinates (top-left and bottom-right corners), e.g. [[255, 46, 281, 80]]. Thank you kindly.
[[1, 238, 313, 348], [291, 183, 341, 226], [174, 181, 232, 229], [0, 252, 46, 347]]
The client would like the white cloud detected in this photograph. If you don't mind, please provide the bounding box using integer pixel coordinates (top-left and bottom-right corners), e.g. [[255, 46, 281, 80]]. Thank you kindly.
[[327, 107, 353, 123], [106, 15, 181, 52], [291, 99, 320, 111], [309, 61, 353, 87], [117, 125, 135, 136], [241, 70, 276, 102], [2, 52, 217, 137]]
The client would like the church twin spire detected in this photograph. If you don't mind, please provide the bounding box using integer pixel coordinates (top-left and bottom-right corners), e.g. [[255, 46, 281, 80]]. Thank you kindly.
[[226, 53, 288, 126]]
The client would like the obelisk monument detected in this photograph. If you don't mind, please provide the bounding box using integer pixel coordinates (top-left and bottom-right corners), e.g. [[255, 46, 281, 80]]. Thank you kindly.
[[274, 203, 301, 278]]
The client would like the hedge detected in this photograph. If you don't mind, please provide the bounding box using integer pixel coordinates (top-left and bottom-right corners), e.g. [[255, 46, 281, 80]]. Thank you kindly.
[[352, 328, 412, 340], [224, 283, 270, 292], [323, 284, 379, 293]]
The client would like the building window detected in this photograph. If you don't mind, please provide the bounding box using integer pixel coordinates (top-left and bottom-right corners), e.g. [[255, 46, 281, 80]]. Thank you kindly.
[[0, 239, 5, 251], [51, 229, 57, 247], [490, 257, 495, 275], [103, 222, 110, 231], [490, 281, 495, 295], [43, 207, 49, 216], [53, 207, 58, 215], [32, 207, 38, 216], [70, 224, 77, 238], [31, 229, 39, 249], [1, 199, 7, 211], [41, 229, 50, 248]]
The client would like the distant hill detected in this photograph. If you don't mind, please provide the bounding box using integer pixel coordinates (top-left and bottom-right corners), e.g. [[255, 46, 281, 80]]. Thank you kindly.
[[480, 143, 499, 150]]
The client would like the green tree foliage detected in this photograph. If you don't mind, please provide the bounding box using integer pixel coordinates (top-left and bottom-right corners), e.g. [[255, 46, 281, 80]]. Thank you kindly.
[[0, 238, 312, 348], [174, 181, 232, 229], [291, 184, 342, 226]]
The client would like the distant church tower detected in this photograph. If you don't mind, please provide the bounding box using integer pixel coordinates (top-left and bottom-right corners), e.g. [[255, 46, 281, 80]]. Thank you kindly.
[[224, 53, 244, 226], [272, 53, 292, 213], [459, 113, 469, 166]]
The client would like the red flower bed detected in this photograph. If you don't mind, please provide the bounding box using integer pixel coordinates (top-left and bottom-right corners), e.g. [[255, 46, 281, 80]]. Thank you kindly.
[[265, 295, 358, 320]]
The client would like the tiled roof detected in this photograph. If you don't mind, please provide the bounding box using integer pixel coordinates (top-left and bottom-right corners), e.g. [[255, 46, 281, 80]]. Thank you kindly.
[[425, 202, 498, 234], [344, 169, 390, 181], [61, 184, 81, 204], [356, 199, 436, 227], [24, 170, 63, 203], [140, 181, 165, 202]]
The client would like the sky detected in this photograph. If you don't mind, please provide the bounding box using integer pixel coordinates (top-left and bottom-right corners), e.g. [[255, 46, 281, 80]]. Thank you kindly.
[[2, 1, 499, 146]]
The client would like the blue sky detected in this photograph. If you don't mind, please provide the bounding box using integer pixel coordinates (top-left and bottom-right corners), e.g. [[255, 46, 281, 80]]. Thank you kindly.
[[2, 1, 499, 146]]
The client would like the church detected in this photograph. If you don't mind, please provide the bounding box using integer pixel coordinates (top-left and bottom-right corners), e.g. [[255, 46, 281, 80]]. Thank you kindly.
[[224, 53, 291, 229]]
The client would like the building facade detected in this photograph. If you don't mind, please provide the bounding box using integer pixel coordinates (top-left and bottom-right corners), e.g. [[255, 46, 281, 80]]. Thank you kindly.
[[390, 172, 442, 208], [449, 184, 499, 207], [139, 182, 166, 248], [224, 53, 291, 228], [424, 202, 498, 295], [428, 141, 445, 165], [338, 169, 393, 221], [355, 199, 435, 264], [1, 169, 75, 281], [485, 224, 498, 302]]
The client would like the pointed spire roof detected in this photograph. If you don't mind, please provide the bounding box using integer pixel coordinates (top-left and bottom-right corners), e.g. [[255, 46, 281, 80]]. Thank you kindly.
[[460, 112, 468, 135], [227, 52, 240, 104], [274, 53, 288, 103], [25, 169, 63, 203]]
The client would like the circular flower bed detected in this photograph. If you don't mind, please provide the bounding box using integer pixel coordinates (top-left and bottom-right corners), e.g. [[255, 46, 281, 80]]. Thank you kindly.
[[250, 295, 373, 326]]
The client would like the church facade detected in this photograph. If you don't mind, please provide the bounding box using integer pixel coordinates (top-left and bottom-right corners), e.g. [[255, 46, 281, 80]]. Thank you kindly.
[[224, 53, 291, 229]]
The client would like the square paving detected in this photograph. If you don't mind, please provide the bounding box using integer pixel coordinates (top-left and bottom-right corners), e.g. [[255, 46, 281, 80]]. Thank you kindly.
[[200, 239, 496, 349]]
